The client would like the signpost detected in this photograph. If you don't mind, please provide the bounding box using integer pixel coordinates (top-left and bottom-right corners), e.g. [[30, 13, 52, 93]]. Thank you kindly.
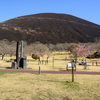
[[72, 63, 74, 82]]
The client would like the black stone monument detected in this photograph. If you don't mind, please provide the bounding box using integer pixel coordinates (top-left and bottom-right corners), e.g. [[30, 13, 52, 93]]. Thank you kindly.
[[11, 40, 27, 69]]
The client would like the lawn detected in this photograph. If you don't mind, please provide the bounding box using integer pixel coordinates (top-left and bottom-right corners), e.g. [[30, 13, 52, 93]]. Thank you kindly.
[[0, 52, 100, 100], [0, 52, 100, 72], [0, 72, 100, 100]]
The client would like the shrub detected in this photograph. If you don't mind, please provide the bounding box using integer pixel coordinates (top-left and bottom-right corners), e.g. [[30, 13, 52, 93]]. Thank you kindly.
[[32, 54, 39, 60], [86, 55, 95, 59]]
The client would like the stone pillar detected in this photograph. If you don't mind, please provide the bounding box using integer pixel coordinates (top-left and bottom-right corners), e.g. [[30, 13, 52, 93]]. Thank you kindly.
[[16, 40, 23, 68], [12, 40, 27, 69]]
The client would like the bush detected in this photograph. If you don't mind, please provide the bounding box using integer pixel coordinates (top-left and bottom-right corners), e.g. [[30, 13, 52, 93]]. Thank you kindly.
[[32, 54, 39, 60], [87, 55, 95, 59]]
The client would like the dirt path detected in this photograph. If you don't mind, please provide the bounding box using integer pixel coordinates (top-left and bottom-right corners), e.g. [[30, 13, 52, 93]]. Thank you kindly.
[[0, 69, 100, 75]]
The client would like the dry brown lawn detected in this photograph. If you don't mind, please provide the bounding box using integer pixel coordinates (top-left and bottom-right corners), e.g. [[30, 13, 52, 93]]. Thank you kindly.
[[0, 52, 100, 100], [0, 72, 100, 100], [0, 52, 100, 72]]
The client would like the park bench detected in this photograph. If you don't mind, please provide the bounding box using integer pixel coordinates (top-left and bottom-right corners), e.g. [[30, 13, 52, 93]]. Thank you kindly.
[[66, 63, 76, 71]]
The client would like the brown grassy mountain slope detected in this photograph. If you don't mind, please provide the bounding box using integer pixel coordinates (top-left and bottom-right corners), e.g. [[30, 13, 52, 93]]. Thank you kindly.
[[0, 13, 100, 44]]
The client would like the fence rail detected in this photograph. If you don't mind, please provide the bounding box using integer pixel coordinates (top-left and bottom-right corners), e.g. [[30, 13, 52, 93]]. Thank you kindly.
[[86, 61, 100, 66]]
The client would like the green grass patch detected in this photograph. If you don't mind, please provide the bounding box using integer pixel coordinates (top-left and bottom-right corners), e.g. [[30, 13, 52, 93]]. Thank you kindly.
[[0, 72, 7, 75], [0, 72, 17, 76], [61, 81, 80, 90]]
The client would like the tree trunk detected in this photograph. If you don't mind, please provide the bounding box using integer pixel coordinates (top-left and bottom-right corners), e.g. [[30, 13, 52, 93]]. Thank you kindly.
[[38, 57, 40, 65], [65, 53, 67, 61], [47, 57, 49, 64], [75, 56, 77, 63], [2, 55, 5, 60], [10, 54, 12, 57]]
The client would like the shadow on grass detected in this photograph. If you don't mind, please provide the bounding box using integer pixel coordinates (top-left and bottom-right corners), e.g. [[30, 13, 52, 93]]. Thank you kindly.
[[59, 68, 76, 72], [6, 60, 12, 62], [0, 67, 12, 69], [6, 67, 12, 69], [59, 68, 67, 71]]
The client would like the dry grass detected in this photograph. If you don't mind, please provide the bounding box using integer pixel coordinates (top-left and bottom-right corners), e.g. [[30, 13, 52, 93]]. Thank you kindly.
[[0, 53, 100, 100], [0, 52, 100, 72], [0, 73, 100, 100]]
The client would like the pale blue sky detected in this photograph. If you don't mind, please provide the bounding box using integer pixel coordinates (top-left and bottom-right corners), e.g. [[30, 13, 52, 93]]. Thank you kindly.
[[0, 0, 100, 25]]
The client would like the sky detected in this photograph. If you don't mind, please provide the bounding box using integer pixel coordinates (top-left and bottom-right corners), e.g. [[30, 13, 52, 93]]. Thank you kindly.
[[0, 0, 100, 25]]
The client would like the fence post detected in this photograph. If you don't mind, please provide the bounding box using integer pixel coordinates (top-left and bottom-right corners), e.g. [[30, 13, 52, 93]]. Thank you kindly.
[[72, 63, 74, 82], [96, 61, 97, 66], [45, 61, 46, 65], [53, 56, 54, 67], [39, 66, 41, 74], [92, 62, 94, 66], [42, 60, 43, 64]]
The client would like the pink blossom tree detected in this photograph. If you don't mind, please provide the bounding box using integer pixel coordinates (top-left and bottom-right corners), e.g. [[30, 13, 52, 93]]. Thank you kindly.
[[32, 52, 47, 65], [33, 52, 47, 60], [67, 43, 91, 63], [73, 44, 91, 60], [67, 43, 79, 56]]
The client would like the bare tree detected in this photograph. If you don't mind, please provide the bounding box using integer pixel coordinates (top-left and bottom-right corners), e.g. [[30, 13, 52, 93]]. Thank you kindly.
[[23, 44, 33, 56], [5, 44, 16, 57], [0, 39, 10, 60], [47, 43, 55, 52], [32, 43, 49, 53]]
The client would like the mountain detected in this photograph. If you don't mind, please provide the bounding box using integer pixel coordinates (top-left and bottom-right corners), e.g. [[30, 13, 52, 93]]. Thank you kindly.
[[0, 13, 100, 44]]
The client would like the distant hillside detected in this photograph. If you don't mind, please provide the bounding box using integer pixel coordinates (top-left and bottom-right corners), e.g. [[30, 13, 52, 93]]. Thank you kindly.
[[0, 13, 100, 44]]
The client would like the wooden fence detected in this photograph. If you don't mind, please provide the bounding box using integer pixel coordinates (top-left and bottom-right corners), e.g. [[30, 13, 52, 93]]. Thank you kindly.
[[87, 61, 100, 66]]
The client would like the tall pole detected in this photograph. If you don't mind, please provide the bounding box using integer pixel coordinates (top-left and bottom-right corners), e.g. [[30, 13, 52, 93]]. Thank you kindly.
[[39, 66, 41, 74], [72, 63, 74, 82], [53, 56, 54, 67]]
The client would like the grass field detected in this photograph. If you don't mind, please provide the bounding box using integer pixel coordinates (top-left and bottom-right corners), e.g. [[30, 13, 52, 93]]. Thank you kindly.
[[0, 52, 100, 100], [0, 72, 100, 100], [0, 52, 100, 72]]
